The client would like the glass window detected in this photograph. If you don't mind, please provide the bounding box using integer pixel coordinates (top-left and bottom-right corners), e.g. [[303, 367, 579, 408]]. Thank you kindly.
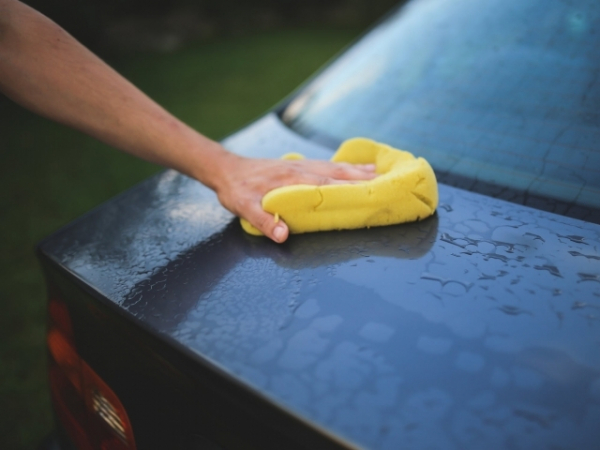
[[283, 0, 600, 217]]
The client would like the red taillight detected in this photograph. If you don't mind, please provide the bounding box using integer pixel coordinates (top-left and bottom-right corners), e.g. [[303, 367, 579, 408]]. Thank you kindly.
[[47, 298, 136, 450]]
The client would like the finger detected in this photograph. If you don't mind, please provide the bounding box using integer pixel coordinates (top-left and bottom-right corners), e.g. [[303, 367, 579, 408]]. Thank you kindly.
[[336, 162, 377, 172], [245, 203, 290, 243], [300, 161, 378, 181], [333, 165, 378, 180], [331, 163, 378, 180], [356, 163, 377, 171], [281, 172, 368, 188]]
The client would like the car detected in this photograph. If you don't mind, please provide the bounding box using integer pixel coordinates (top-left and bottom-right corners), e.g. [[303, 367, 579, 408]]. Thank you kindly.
[[38, 0, 600, 448]]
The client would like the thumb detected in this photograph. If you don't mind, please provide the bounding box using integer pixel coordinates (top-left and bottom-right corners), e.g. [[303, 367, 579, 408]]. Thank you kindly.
[[243, 206, 289, 243]]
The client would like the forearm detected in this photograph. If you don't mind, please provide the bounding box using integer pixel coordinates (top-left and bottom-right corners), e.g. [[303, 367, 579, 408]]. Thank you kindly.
[[0, 0, 377, 243], [0, 0, 232, 188]]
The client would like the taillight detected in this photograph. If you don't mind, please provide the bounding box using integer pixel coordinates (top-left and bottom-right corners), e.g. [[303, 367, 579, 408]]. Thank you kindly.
[[47, 297, 136, 450]]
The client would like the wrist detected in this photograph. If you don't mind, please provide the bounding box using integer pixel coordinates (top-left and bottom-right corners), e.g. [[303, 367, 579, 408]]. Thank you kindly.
[[188, 137, 243, 194]]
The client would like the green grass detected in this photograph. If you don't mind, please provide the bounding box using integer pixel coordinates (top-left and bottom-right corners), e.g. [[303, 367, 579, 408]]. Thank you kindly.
[[0, 28, 359, 449]]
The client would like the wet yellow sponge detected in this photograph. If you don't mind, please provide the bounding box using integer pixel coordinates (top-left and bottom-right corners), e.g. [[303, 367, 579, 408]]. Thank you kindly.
[[240, 137, 438, 236]]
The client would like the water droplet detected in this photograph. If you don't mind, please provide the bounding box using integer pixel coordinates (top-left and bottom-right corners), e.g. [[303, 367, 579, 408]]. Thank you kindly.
[[578, 273, 600, 283], [569, 251, 600, 260], [496, 305, 533, 317], [533, 264, 562, 278], [513, 409, 554, 428], [524, 232, 545, 242], [479, 273, 496, 281], [558, 234, 587, 245], [421, 272, 474, 291], [483, 253, 509, 263]]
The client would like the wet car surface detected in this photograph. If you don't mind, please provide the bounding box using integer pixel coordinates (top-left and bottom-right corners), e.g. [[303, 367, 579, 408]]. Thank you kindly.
[[39, 0, 600, 449], [41, 115, 600, 449]]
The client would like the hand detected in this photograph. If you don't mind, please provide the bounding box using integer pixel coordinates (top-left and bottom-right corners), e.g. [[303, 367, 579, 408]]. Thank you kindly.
[[213, 153, 377, 243]]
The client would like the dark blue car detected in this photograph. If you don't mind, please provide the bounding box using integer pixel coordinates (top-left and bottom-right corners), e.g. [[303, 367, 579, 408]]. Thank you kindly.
[[39, 0, 600, 448]]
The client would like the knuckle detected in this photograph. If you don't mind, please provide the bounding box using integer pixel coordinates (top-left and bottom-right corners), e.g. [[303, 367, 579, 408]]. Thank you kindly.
[[332, 166, 348, 178], [282, 165, 299, 177], [257, 215, 274, 231], [236, 197, 253, 210]]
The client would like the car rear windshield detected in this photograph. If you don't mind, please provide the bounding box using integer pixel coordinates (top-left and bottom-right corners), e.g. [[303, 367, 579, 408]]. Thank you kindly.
[[282, 0, 600, 221]]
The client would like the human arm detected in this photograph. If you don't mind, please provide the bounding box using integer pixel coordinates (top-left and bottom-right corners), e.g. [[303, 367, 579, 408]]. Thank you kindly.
[[0, 0, 375, 242]]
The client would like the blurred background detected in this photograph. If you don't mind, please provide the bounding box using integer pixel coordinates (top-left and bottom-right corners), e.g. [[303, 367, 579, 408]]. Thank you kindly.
[[0, 0, 398, 448]]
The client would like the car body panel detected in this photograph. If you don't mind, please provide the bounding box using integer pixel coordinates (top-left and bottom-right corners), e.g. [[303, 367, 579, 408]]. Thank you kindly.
[[39, 113, 600, 449]]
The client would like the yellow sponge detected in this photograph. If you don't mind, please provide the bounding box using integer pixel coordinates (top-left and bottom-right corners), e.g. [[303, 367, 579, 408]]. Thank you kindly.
[[240, 137, 438, 236]]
